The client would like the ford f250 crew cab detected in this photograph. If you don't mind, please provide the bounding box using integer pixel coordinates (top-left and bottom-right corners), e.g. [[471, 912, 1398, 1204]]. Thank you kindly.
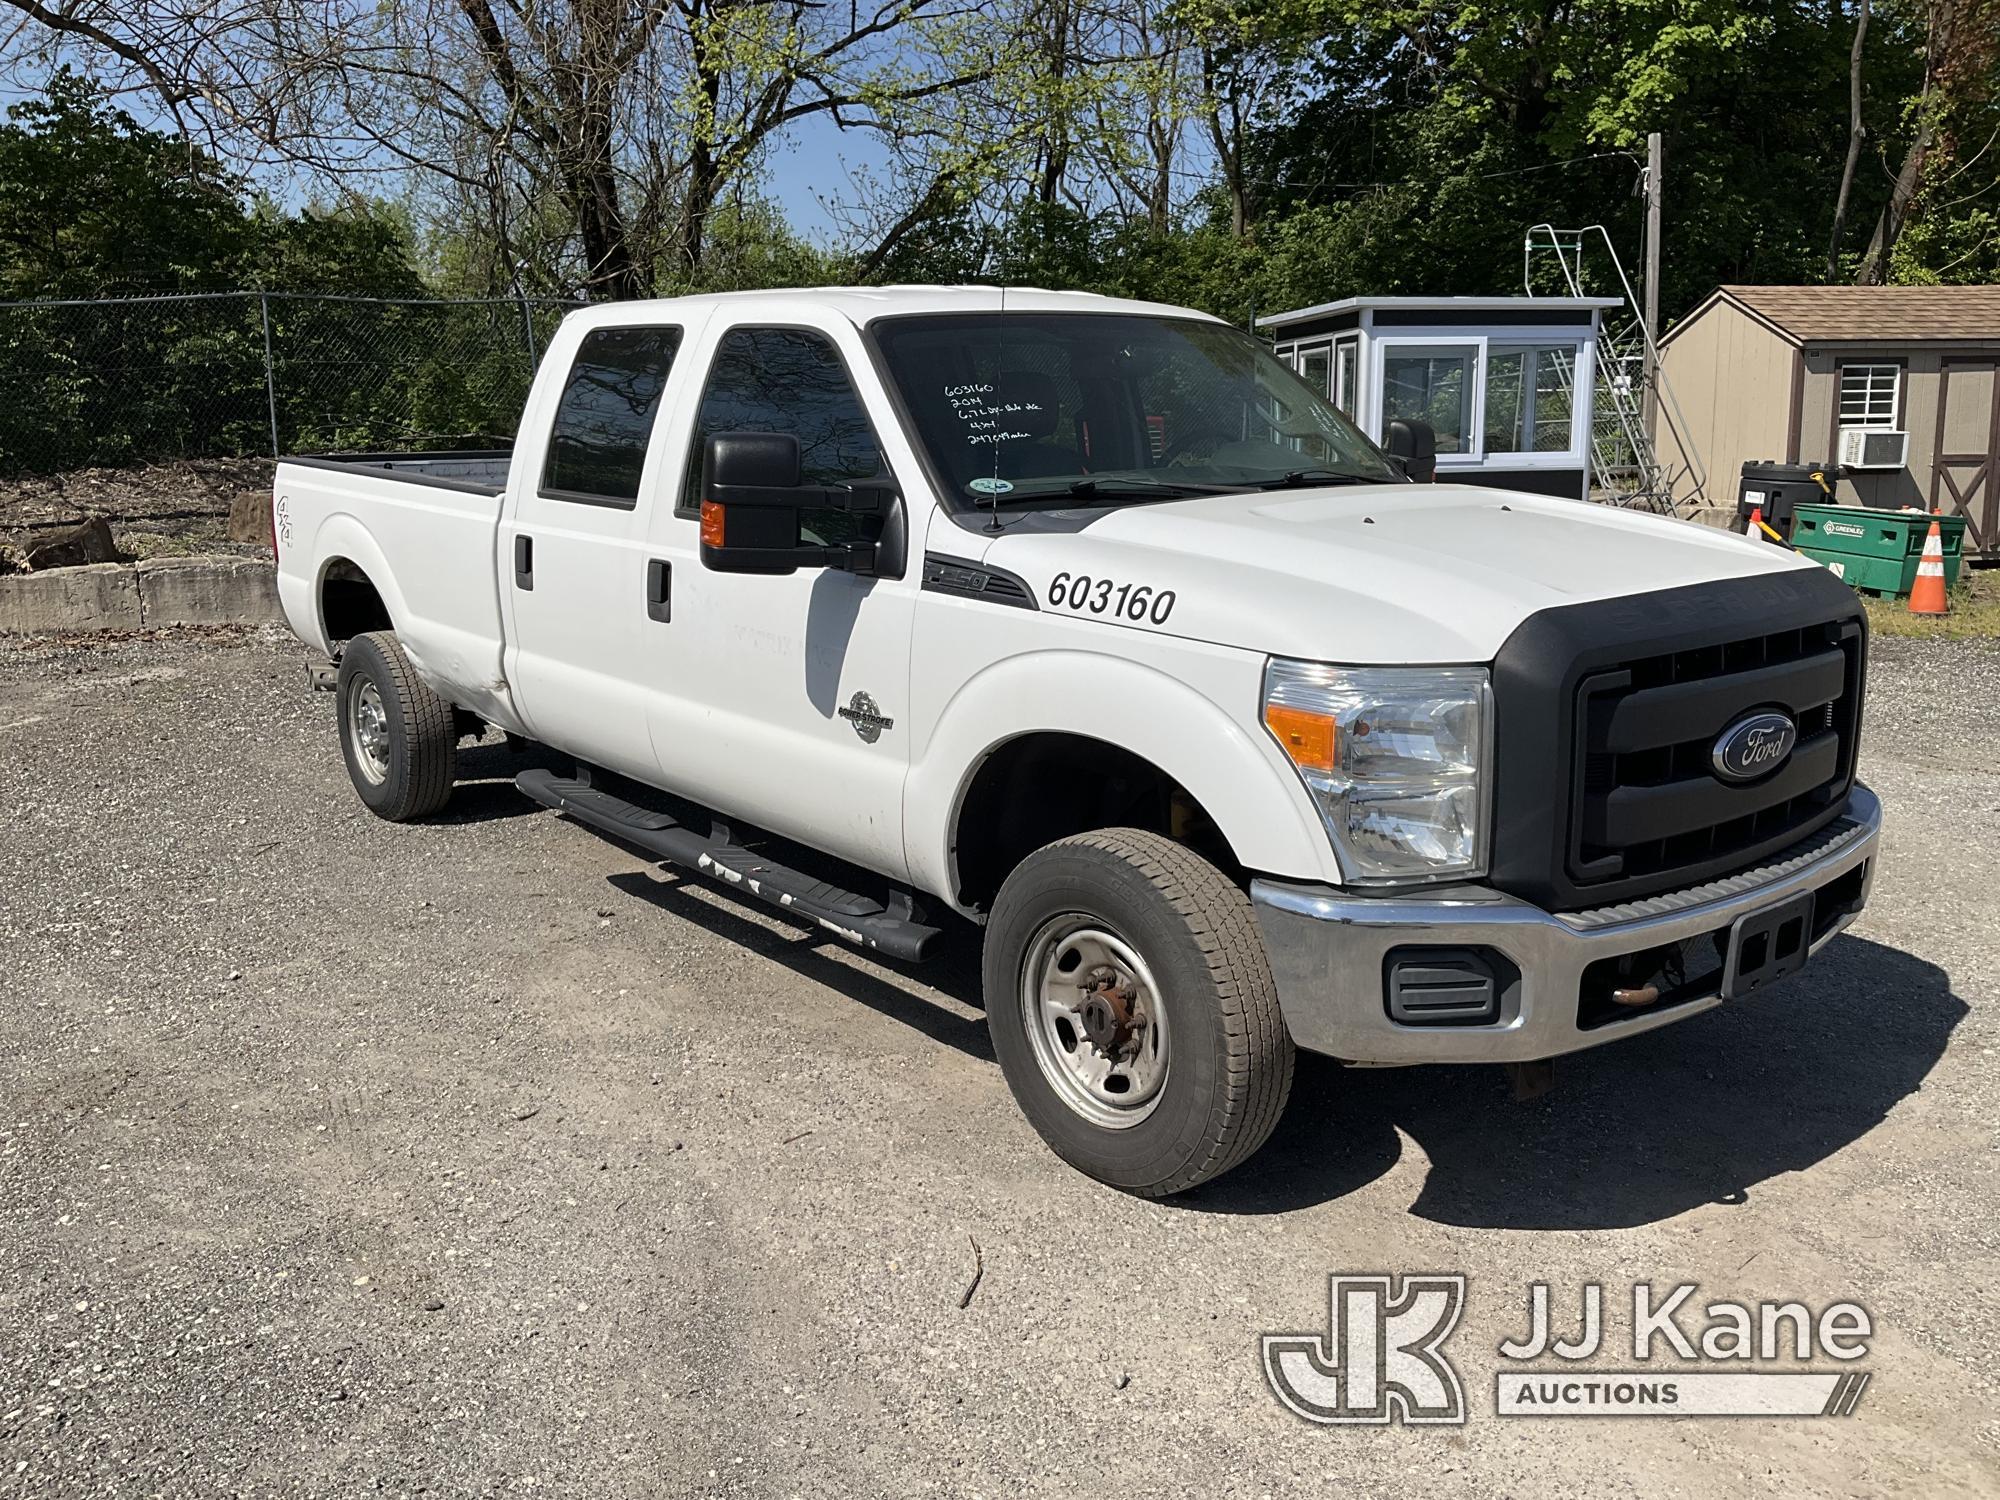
[[273, 287, 1879, 1196]]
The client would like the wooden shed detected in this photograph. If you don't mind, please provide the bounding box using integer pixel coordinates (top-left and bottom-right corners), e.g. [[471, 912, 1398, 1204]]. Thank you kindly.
[[1657, 284, 2000, 557]]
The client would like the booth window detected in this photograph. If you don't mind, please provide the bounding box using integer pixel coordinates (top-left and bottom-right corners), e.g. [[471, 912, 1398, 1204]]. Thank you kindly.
[[1838, 363, 1899, 429], [1299, 344, 1332, 401], [1485, 345, 1577, 455], [1381, 346, 1475, 453]]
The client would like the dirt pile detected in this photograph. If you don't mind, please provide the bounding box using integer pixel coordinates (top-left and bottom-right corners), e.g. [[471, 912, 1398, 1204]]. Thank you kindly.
[[0, 458, 275, 566]]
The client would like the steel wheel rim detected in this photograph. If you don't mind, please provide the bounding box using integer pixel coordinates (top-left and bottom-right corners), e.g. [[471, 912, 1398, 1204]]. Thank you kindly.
[[1021, 915, 1170, 1129], [348, 679, 390, 786]]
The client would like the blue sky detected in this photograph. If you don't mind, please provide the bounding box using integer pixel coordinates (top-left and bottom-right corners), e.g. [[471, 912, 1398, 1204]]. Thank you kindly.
[[761, 112, 898, 243]]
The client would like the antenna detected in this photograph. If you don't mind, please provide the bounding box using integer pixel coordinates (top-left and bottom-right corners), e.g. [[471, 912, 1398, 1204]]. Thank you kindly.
[[985, 285, 1008, 531]]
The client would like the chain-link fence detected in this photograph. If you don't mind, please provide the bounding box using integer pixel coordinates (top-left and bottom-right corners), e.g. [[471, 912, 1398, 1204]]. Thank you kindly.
[[0, 292, 582, 474]]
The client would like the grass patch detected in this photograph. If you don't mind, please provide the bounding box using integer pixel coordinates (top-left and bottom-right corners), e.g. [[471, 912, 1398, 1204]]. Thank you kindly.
[[1863, 564, 2000, 639]]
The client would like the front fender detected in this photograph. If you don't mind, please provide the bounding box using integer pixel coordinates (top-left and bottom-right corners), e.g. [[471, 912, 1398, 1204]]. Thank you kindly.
[[904, 648, 1342, 906]]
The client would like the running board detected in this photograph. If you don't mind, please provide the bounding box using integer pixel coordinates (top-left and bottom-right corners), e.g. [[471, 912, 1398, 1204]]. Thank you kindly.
[[514, 768, 946, 963]]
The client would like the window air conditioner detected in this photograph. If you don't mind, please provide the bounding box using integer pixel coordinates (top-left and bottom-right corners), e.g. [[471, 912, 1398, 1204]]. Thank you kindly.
[[1838, 427, 1908, 470]]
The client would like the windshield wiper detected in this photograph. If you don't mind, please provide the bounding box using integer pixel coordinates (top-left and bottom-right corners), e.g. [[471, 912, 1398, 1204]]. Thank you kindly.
[[1259, 467, 1384, 489], [1065, 476, 1243, 498], [985, 476, 1240, 506]]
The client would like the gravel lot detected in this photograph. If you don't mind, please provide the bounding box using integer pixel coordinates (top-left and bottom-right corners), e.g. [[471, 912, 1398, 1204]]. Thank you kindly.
[[1, 626, 1995, 1498]]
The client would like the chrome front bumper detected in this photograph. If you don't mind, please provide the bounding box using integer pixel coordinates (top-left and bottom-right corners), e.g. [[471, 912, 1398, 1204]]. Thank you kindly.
[[1250, 784, 1882, 1065]]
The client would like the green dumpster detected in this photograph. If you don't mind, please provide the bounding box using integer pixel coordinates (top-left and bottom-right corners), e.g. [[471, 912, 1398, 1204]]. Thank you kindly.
[[1791, 504, 1966, 598]]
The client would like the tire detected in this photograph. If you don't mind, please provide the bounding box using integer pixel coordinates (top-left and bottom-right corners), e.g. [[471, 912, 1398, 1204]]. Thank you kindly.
[[984, 828, 1294, 1196], [334, 630, 457, 821]]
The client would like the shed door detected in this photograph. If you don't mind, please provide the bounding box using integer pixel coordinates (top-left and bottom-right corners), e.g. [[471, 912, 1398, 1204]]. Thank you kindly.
[[1931, 359, 2000, 559]]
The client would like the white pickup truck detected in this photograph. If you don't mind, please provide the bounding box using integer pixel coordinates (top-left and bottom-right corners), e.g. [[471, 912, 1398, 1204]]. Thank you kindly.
[[273, 286, 1879, 1196]]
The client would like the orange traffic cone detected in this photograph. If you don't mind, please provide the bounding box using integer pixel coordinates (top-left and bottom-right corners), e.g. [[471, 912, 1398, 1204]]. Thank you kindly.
[[1908, 516, 1948, 616], [1744, 504, 1765, 540]]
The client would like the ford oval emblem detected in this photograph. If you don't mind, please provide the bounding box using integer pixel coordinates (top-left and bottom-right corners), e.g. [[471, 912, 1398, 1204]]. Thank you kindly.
[[1712, 711, 1798, 783]]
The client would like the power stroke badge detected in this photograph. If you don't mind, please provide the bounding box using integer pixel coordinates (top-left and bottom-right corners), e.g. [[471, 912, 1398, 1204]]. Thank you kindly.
[[837, 690, 895, 744]]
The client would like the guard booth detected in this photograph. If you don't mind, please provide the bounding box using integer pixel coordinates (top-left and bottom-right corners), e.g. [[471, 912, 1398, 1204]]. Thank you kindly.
[[1257, 295, 1620, 500]]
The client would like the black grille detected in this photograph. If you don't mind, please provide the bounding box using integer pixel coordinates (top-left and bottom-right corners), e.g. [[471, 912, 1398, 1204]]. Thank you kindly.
[[1570, 620, 1863, 889], [1487, 569, 1868, 911]]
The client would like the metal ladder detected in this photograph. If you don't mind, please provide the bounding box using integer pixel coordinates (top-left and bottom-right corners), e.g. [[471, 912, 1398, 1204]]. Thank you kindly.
[[1523, 224, 1708, 511]]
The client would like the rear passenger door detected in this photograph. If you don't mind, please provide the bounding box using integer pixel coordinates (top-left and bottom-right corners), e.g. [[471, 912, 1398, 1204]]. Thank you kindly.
[[501, 320, 693, 782], [641, 317, 921, 881]]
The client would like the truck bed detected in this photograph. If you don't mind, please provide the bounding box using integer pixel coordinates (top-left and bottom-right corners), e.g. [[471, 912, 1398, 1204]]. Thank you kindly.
[[273, 448, 516, 730], [282, 449, 513, 493]]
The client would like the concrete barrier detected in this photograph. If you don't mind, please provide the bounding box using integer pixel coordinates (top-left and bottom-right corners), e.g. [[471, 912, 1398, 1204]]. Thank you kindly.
[[1685, 505, 1745, 531], [0, 555, 279, 633], [0, 561, 144, 632], [136, 556, 280, 626]]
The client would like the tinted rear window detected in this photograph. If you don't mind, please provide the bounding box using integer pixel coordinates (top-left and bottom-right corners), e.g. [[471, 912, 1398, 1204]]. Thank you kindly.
[[542, 326, 682, 505]]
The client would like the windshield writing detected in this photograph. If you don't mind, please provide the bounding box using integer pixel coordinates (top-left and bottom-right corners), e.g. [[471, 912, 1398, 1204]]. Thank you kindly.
[[871, 313, 1401, 505]]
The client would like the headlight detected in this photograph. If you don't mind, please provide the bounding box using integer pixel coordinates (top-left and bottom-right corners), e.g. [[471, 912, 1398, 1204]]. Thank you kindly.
[[1261, 659, 1491, 884]]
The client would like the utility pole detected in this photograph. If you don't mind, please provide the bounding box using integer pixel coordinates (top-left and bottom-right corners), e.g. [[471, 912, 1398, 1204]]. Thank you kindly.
[[1641, 131, 1664, 440]]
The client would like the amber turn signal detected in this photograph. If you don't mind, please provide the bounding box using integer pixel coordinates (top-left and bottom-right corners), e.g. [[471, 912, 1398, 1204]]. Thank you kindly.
[[699, 499, 726, 547], [1264, 703, 1335, 773]]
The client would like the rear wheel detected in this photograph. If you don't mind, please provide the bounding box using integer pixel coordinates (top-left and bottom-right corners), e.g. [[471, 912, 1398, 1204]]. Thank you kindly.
[[984, 828, 1294, 1196], [335, 631, 456, 821]]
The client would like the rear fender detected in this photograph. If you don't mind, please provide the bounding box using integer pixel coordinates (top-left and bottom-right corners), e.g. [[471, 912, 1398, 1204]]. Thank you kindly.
[[306, 514, 413, 657]]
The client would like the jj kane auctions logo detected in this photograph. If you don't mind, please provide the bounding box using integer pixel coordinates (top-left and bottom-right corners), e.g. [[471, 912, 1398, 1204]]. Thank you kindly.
[[1263, 1275, 1873, 1424]]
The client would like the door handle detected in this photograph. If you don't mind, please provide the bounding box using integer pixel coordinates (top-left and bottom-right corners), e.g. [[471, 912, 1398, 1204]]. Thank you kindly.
[[646, 559, 671, 623], [514, 534, 533, 590]]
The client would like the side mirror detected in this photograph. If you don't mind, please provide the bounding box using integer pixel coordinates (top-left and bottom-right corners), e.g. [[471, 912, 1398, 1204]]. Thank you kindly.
[[1384, 419, 1438, 484], [698, 432, 897, 576], [707, 431, 803, 498]]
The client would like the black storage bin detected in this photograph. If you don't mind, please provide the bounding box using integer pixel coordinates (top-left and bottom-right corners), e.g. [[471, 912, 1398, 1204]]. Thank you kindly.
[[1737, 461, 1838, 539]]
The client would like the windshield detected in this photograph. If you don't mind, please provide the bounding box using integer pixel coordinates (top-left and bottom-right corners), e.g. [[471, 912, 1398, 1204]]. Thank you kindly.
[[869, 311, 1401, 507]]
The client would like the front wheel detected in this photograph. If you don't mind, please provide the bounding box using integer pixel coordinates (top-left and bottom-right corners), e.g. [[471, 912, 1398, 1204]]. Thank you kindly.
[[984, 829, 1294, 1196], [335, 630, 456, 821]]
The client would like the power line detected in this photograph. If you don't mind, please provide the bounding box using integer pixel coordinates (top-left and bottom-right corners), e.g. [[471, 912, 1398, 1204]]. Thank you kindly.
[[1230, 149, 1646, 198]]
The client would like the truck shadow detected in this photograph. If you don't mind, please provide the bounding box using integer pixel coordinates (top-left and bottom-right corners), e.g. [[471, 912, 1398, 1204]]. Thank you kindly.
[[1182, 933, 1965, 1228], [503, 775, 1959, 1232], [431, 739, 570, 824], [604, 869, 996, 1063]]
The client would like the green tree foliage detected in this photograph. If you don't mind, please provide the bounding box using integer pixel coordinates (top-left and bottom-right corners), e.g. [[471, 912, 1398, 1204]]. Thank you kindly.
[[0, 0, 1995, 474], [959, 0, 1995, 325], [0, 74, 556, 470], [0, 69, 254, 297], [248, 205, 430, 297], [0, 69, 429, 298]]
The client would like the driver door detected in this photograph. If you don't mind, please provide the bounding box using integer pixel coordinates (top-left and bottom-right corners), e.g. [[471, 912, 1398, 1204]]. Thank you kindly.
[[640, 315, 922, 881]]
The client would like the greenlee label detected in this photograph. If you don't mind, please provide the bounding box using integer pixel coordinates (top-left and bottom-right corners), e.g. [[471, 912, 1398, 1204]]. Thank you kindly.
[[1823, 521, 1866, 537]]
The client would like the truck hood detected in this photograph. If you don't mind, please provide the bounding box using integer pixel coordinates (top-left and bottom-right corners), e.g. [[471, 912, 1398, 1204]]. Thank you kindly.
[[968, 483, 1823, 663]]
